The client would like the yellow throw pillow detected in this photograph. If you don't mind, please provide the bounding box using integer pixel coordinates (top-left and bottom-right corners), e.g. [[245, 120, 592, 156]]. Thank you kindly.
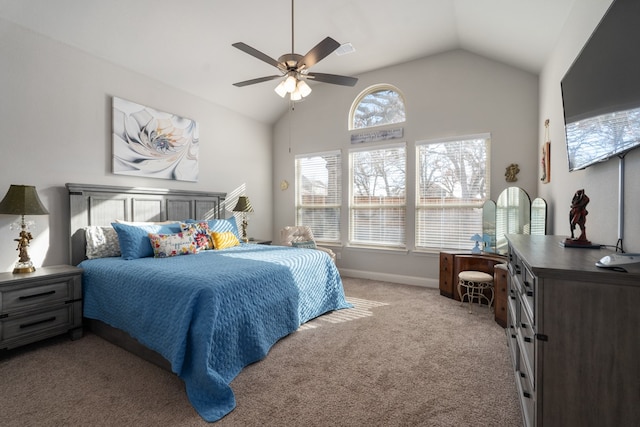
[[210, 231, 240, 250]]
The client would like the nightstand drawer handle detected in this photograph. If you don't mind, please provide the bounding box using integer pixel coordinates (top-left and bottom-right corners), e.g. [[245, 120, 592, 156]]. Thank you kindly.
[[19, 290, 56, 300], [20, 316, 56, 329]]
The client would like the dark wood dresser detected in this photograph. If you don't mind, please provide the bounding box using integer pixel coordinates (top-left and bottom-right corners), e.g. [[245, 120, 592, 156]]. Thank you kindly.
[[439, 251, 507, 325], [506, 234, 640, 426]]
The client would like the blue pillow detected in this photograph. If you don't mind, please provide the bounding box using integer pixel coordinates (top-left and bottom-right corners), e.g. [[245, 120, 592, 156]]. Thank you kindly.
[[185, 217, 241, 241], [111, 222, 182, 259]]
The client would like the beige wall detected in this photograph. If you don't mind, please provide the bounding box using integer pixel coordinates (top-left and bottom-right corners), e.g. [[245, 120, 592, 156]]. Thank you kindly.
[[0, 19, 273, 271], [272, 49, 539, 286], [539, 0, 640, 253], [3, 0, 631, 282]]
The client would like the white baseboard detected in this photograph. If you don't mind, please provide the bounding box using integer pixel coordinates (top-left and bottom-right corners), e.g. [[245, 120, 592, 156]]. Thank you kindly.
[[338, 268, 439, 289]]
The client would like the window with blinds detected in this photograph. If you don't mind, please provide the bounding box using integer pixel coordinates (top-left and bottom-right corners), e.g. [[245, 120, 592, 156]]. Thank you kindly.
[[350, 85, 406, 130], [416, 135, 490, 251], [295, 151, 341, 242], [349, 143, 406, 248]]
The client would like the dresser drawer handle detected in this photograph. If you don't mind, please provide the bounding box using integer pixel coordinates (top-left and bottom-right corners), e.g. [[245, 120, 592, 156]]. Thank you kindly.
[[526, 290, 534, 297], [19, 290, 56, 300], [524, 337, 532, 343], [523, 391, 532, 399], [20, 316, 56, 329]]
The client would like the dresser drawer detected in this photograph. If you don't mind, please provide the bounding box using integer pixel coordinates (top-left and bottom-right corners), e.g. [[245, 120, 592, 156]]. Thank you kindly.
[[517, 351, 535, 427], [1, 277, 76, 314], [518, 306, 535, 386], [1, 305, 74, 343]]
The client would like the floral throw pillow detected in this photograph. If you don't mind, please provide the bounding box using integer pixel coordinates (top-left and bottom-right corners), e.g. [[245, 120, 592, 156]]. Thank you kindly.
[[85, 226, 121, 259], [210, 231, 240, 250], [148, 230, 198, 258], [180, 221, 212, 251]]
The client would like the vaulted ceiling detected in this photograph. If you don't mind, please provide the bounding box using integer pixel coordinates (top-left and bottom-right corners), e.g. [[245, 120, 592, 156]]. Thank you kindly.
[[0, 0, 578, 123]]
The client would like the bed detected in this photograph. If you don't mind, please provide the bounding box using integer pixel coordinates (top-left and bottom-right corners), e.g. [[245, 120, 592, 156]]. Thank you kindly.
[[67, 183, 351, 422]]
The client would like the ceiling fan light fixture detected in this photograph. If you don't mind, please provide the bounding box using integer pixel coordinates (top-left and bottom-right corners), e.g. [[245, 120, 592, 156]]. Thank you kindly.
[[284, 74, 297, 93], [297, 80, 312, 97], [290, 88, 303, 101], [274, 80, 288, 97], [232, 0, 358, 99]]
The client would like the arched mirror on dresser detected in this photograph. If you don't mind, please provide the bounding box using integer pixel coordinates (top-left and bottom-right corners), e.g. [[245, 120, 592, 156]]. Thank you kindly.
[[483, 186, 547, 254], [440, 186, 546, 328]]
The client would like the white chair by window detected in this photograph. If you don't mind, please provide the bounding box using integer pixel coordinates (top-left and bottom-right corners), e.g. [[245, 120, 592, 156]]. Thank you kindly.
[[280, 225, 336, 263]]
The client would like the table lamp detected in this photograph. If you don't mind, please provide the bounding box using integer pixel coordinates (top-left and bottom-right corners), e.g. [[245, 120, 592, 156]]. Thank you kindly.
[[232, 196, 254, 242], [0, 185, 49, 273]]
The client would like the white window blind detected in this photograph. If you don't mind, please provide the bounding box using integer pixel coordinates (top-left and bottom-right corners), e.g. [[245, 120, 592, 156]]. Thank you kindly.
[[416, 135, 490, 251], [295, 151, 341, 242], [349, 143, 406, 247]]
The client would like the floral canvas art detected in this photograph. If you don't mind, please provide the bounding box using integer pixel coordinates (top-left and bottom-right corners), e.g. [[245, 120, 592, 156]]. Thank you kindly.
[[112, 97, 199, 181]]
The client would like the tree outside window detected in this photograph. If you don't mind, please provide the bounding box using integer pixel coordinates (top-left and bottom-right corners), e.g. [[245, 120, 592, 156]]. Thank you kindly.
[[416, 136, 490, 250]]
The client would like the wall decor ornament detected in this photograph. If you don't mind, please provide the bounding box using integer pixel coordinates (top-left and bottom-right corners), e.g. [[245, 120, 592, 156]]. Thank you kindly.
[[541, 119, 551, 183], [112, 97, 199, 182], [505, 163, 519, 182]]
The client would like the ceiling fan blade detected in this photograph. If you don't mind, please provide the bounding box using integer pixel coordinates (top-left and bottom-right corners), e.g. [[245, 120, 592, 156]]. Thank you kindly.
[[233, 75, 283, 87], [297, 37, 341, 70], [232, 42, 284, 70], [307, 72, 358, 87]]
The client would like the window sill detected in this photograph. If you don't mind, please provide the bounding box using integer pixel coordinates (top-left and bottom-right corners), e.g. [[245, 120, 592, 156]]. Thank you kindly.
[[345, 244, 409, 255]]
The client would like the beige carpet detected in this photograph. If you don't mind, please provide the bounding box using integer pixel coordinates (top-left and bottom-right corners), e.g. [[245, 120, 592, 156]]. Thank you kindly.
[[1, 278, 522, 426]]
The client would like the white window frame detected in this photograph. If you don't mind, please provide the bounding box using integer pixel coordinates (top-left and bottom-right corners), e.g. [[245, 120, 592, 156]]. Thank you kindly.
[[295, 150, 342, 243], [415, 134, 491, 251], [349, 142, 407, 249], [349, 84, 406, 131]]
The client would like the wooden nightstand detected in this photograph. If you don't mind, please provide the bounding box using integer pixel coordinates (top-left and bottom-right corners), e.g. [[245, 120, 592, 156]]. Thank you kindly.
[[0, 265, 83, 350]]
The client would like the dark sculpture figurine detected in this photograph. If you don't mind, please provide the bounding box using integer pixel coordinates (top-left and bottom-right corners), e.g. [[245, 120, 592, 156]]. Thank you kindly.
[[565, 189, 591, 246]]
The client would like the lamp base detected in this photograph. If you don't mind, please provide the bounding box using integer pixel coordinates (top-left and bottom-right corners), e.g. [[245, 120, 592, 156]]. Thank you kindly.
[[13, 261, 36, 274]]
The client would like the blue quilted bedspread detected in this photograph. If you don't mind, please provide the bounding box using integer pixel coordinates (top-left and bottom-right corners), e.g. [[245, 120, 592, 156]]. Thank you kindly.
[[80, 244, 350, 422]]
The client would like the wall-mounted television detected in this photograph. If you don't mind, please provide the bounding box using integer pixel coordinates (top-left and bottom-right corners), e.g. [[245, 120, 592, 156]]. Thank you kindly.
[[561, 0, 640, 172]]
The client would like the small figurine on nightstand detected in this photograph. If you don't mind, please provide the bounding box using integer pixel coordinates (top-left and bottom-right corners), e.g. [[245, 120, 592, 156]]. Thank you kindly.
[[564, 189, 593, 247], [15, 230, 33, 264]]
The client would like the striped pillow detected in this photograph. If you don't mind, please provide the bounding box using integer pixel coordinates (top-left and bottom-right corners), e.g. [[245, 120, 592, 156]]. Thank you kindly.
[[210, 231, 240, 250]]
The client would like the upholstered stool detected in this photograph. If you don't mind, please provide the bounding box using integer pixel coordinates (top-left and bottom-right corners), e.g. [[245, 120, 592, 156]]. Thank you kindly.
[[458, 271, 494, 314]]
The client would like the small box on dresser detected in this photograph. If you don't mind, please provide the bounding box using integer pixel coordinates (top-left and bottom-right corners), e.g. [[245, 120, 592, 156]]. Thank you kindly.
[[0, 265, 83, 351], [506, 234, 640, 427]]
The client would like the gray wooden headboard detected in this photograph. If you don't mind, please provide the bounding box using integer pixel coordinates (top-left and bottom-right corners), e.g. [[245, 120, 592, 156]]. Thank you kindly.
[[67, 183, 226, 266]]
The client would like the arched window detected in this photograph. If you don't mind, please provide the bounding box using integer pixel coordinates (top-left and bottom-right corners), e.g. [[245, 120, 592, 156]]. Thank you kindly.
[[349, 84, 406, 130]]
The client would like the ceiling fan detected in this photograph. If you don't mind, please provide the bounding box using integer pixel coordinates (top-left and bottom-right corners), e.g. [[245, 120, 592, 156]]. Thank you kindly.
[[232, 0, 358, 101]]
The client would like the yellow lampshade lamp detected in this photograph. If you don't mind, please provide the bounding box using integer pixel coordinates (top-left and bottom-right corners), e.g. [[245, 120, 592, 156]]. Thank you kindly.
[[232, 196, 254, 243], [0, 185, 49, 273]]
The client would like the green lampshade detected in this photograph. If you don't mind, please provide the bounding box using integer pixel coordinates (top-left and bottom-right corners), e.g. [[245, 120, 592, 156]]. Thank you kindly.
[[232, 196, 254, 213], [0, 185, 49, 215]]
